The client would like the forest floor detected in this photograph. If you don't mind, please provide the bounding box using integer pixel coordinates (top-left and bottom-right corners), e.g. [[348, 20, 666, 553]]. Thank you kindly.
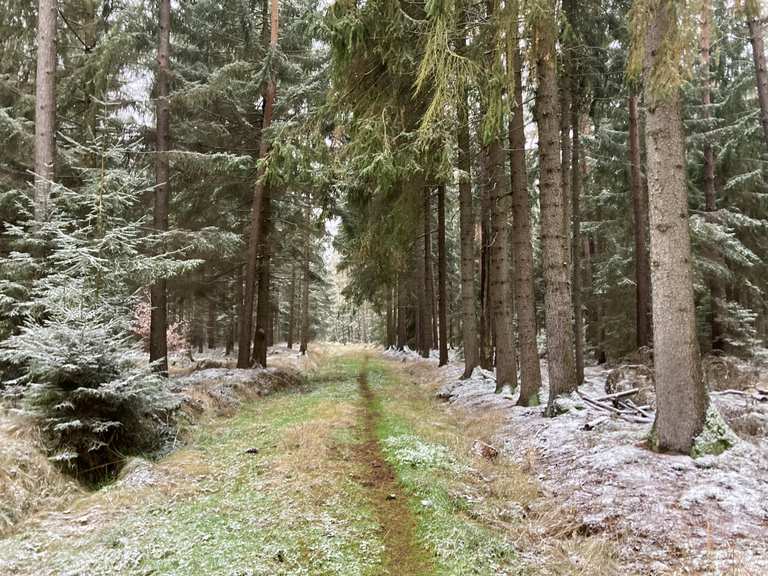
[[2, 345, 765, 575], [1, 344, 608, 576], [392, 348, 768, 576]]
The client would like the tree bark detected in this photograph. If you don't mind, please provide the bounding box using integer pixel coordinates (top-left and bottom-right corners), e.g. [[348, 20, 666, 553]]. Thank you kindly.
[[287, 261, 297, 349], [643, 0, 708, 453], [424, 189, 435, 353], [299, 193, 311, 355], [701, 0, 724, 353], [397, 273, 407, 350], [456, 66, 479, 377], [479, 144, 494, 370], [485, 136, 518, 393], [571, 107, 585, 386], [437, 185, 449, 366], [34, 0, 57, 224], [150, 0, 171, 375], [386, 286, 395, 348], [238, 0, 278, 368], [701, 0, 716, 212], [628, 93, 652, 350], [252, 187, 272, 367], [509, 25, 542, 406], [532, 1, 577, 413], [747, 0, 768, 149], [207, 294, 216, 349]]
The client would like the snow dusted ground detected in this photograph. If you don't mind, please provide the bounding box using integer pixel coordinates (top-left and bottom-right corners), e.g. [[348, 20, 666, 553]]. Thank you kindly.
[[383, 348, 768, 575]]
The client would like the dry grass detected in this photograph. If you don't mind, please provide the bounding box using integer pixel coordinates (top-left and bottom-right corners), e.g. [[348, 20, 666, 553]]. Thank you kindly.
[[380, 357, 621, 576], [0, 411, 82, 536]]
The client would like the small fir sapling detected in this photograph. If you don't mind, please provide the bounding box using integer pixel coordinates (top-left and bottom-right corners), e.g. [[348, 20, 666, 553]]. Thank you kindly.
[[0, 135, 196, 479]]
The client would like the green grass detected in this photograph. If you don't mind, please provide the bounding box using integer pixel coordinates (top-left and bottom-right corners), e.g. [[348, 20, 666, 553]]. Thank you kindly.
[[0, 352, 530, 576], [0, 357, 384, 576], [365, 360, 526, 576]]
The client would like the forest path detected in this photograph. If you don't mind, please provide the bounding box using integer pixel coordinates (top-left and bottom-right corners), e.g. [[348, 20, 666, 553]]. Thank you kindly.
[[353, 356, 432, 575], [0, 347, 533, 575]]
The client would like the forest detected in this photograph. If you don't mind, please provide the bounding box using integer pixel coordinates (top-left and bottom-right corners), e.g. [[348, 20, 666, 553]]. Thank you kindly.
[[1, 0, 768, 574]]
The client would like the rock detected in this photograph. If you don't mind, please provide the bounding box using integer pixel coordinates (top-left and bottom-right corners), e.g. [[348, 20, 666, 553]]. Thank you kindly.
[[605, 365, 656, 409]]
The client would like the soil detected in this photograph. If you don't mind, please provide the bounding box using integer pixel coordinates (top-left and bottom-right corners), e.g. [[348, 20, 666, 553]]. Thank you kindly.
[[355, 357, 432, 576]]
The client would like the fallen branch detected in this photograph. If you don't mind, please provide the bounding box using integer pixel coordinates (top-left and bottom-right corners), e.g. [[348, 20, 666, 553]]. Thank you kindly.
[[619, 399, 653, 419], [578, 392, 653, 424], [593, 388, 640, 403], [712, 389, 768, 402], [584, 416, 610, 431]]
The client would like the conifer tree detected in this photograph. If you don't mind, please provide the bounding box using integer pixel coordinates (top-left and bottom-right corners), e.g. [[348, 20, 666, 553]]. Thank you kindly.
[[150, 0, 171, 375], [530, 0, 577, 412], [33, 0, 57, 224], [632, 0, 709, 453]]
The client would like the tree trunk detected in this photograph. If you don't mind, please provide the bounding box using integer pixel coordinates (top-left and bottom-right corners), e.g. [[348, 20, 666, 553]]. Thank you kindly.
[[457, 64, 479, 377], [571, 107, 585, 386], [628, 93, 652, 349], [299, 193, 311, 355], [34, 0, 57, 224], [701, 0, 724, 353], [560, 74, 572, 264], [287, 261, 297, 349], [253, 191, 272, 367], [747, 1, 768, 149], [237, 0, 278, 368], [485, 137, 518, 393], [479, 144, 494, 370], [397, 273, 407, 350], [437, 185, 449, 366], [424, 189, 435, 354], [643, 0, 708, 453], [150, 0, 171, 375], [701, 0, 716, 212], [386, 286, 394, 348], [509, 13, 542, 406], [207, 294, 216, 349], [533, 1, 577, 413]]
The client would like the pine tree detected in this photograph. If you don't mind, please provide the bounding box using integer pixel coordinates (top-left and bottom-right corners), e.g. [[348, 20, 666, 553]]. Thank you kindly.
[[150, 0, 171, 375], [530, 0, 577, 412], [33, 0, 56, 224], [633, 0, 709, 453]]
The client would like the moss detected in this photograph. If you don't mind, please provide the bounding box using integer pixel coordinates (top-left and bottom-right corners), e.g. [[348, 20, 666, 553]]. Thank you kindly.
[[691, 405, 739, 458]]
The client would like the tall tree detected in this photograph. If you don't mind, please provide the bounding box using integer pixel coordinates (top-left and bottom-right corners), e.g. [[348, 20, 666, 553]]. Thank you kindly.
[[33, 0, 56, 224], [701, 0, 725, 352], [238, 0, 279, 368], [150, 0, 171, 375], [571, 103, 585, 386], [628, 92, 652, 349], [437, 185, 449, 366], [509, 11, 542, 406], [531, 0, 577, 412], [565, 0, 584, 386], [424, 188, 435, 353], [456, 36, 479, 376], [299, 192, 311, 355], [287, 261, 297, 349], [744, 0, 768, 149], [636, 0, 709, 452]]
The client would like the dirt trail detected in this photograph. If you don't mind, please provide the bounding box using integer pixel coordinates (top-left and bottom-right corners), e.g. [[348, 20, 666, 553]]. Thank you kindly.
[[355, 358, 432, 576]]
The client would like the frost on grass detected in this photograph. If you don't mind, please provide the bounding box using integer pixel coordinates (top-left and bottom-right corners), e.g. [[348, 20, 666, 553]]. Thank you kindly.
[[381, 434, 465, 472], [691, 404, 740, 458], [379, 430, 520, 574]]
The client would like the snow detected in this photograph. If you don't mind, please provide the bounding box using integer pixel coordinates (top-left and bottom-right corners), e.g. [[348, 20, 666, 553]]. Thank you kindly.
[[391, 351, 768, 574]]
